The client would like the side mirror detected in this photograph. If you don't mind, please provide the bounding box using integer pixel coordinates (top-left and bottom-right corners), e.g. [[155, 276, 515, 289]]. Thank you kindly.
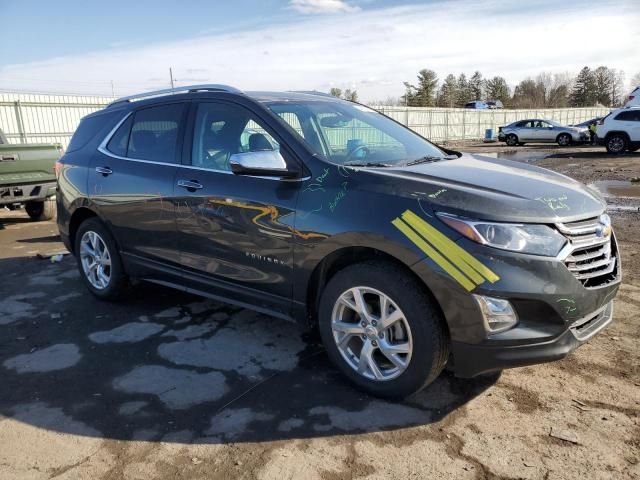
[[229, 150, 298, 178]]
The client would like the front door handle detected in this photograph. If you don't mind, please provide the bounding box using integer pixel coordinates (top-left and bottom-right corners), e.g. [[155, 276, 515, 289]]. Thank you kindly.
[[177, 179, 204, 191], [95, 166, 113, 176]]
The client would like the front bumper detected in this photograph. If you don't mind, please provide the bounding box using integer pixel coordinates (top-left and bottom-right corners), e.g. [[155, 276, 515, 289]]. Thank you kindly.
[[451, 301, 614, 377], [0, 181, 56, 205]]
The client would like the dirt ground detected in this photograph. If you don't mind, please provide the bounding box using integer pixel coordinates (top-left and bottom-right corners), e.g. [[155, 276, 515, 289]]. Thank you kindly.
[[0, 144, 638, 480]]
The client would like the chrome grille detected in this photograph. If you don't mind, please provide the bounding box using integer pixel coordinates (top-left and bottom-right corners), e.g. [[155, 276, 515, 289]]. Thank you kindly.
[[557, 216, 618, 288]]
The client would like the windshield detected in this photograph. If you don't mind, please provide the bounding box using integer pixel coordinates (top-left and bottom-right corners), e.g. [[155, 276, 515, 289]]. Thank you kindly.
[[265, 100, 448, 166]]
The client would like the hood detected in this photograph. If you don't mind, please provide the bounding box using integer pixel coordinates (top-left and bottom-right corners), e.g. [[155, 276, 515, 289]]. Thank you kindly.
[[371, 153, 605, 223]]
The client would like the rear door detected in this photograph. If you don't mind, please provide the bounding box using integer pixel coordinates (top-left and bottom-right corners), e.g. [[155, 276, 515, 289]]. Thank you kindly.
[[90, 102, 186, 267], [173, 100, 301, 317], [516, 121, 535, 141], [629, 110, 640, 141], [614, 110, 640, 142]]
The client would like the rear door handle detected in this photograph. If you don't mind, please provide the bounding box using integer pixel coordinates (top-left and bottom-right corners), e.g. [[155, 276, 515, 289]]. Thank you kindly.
[[95, 166, 113, 176], [177, 179, 204, 191]]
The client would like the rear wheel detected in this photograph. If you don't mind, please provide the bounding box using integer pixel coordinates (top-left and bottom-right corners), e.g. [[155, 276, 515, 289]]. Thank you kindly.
[[25, 198, 55, 221], [318, 262, 448, 399], [75, 218, 127, 300], [557, 133, 572, 146], [505, 134, 518, 146], [606, 134, 628, 154]]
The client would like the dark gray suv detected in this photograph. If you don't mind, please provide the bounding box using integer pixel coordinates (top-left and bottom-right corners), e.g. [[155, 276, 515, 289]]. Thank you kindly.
[[56, 85, 620, 398]]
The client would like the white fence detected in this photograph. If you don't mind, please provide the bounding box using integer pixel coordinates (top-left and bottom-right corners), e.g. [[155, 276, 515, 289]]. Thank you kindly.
[[0, 91, 609, 148], [377, 106, 609, 143], [0, 92, 114, 147]]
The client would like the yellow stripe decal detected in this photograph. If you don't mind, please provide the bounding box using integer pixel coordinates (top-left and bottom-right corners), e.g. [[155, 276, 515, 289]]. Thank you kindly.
[[392, 209, 500, 291], [391, 218, 476, 292], [401, 210, 500, 284]]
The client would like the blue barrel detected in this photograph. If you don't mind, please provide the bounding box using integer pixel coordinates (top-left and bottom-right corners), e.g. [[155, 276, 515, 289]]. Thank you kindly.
[[483, 128, 496, 143]]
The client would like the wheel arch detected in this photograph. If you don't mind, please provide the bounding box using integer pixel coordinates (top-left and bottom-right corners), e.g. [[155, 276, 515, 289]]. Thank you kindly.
[[304, 245, 448, 336], [604, 130, 630, 141], [68, 207, 99, 254]]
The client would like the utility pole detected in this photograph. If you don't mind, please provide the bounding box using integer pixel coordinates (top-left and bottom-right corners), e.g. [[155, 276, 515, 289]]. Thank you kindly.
[[110, 80, 115, 97], [169, 68, 175, 89]]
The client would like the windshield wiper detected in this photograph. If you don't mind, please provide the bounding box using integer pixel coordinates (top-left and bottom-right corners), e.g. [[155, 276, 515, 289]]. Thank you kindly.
[[404, 155, 457, 166], [342, 161, 393, 168]]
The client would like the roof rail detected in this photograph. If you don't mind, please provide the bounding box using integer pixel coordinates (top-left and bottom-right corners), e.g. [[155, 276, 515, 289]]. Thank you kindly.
[[289, 90, 335, 98], [107, 84, 242, 107]]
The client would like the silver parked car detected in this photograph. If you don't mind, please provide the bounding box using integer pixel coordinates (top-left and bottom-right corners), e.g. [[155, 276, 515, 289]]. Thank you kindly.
[[498, 119, 588, 146]]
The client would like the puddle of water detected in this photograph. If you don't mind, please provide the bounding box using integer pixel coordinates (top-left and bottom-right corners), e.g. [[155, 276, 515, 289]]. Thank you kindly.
[[474, 150, 550, 162], [589, 180, 640, 199]]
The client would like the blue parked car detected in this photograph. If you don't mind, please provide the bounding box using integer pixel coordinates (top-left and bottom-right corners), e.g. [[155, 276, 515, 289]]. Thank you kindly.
[[464, 100, 489, 109]]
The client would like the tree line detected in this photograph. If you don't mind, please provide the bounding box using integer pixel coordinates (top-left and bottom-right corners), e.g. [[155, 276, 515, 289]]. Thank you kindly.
[[397, 66, 632, 108]]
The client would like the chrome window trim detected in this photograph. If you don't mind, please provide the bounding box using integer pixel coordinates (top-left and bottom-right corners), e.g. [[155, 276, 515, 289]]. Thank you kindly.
[[97, 111, 309, 182]]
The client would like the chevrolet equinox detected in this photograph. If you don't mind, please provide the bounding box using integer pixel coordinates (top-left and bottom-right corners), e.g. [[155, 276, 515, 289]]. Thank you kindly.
[[56, 85, 620, 398]]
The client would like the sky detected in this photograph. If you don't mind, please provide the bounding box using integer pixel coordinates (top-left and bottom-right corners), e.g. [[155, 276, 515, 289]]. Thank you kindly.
[[1, 0, 639, 101]]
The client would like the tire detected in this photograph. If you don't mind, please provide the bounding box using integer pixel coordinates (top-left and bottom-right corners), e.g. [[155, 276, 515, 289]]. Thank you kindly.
[[74, 218, 127, 300], [25, 198, 56, 221], [606, 134, 628, 154], [556, 133, 572, 147], [318, 261, 449, 399], [505, 134, 518, 146]]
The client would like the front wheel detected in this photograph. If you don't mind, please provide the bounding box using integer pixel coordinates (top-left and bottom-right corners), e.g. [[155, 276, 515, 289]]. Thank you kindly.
[[318, 262, 449, 399], [606, 134, 628, 154], [557, 133, 572, 146], [25, 198, 56, 221], [75, 218, 127, 300]]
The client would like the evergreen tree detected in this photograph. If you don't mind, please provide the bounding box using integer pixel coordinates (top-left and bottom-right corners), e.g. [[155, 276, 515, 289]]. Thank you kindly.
[[329, 87, 343, 98], [402, 69, 439, 106], [593, 66, 613, 106], [437, 74, 458, 107], [456, 73, 473, 106], [343, 89, 358, 102], [469, 71, 484, 100], [485, 76, 510, 105], [570, 67, 597, 106]]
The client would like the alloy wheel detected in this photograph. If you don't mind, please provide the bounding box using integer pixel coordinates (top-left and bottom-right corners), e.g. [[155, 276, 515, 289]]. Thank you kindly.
[[331, 286, 413, 381], [80, 230, 112, 290], [608, 137, 624, 153]]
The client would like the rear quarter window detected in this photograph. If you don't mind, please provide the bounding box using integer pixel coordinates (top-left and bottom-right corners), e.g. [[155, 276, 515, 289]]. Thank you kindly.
[[67, 111, 119, 153]]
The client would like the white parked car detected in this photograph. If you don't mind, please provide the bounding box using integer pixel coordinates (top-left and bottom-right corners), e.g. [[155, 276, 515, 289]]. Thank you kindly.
[[624, 86, 639, 107], [596, 106, 640, 153]]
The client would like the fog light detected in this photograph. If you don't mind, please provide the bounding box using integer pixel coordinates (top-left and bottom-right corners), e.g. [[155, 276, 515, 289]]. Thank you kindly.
[[473, 295, 518, 334]]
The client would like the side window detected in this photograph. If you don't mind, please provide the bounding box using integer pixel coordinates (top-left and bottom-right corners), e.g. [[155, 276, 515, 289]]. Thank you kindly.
[[106, 115, 133, 157], [615, 111, 633, 121], [191, 102, 280, 172], [127, 103, 184, 163], [240, 120, 279, 152]]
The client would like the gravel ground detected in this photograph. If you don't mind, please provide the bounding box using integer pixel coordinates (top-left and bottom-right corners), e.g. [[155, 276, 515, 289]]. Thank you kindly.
[[0, 144, 638, 479]]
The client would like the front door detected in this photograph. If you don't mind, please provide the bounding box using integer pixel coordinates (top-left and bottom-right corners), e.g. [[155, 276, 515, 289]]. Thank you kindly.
[[90, 102, 186, 267], [174, 101, 301, 317]]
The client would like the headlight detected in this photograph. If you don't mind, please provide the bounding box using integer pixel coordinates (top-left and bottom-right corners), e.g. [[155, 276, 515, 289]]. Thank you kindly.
[[437, 213, 567, 257]]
